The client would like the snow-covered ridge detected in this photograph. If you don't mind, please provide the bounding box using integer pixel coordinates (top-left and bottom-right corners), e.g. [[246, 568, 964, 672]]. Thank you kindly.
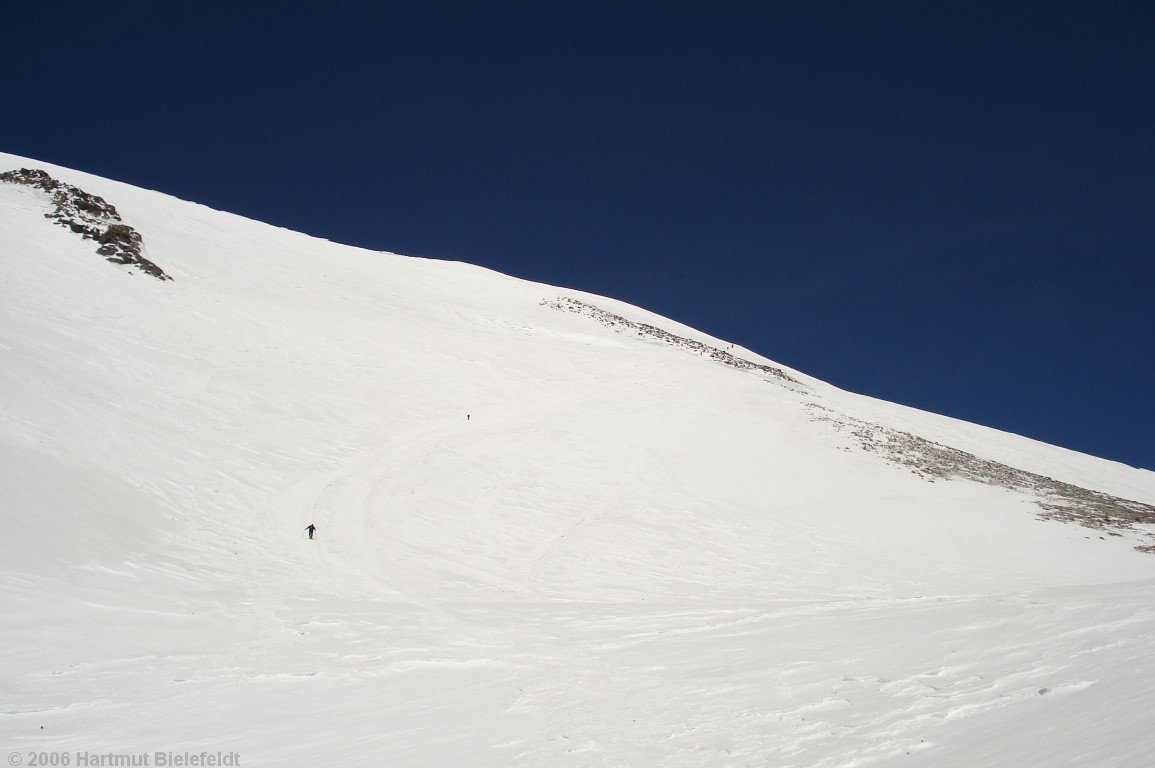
[[0, 167, 169, 280], [547, 296, 1155, 551], [3, 152, 1155, 767]]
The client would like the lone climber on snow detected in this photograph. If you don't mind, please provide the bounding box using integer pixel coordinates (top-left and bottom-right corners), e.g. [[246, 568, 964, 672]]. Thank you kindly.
[[305, 523, 316, 540]]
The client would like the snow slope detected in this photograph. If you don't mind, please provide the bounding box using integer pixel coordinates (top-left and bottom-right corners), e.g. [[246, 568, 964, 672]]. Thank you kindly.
[[2, 152, 1154, 767]]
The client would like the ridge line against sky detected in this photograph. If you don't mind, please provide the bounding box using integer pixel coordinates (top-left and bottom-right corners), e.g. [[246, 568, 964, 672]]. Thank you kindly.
[[3, 2, 1152, 470]]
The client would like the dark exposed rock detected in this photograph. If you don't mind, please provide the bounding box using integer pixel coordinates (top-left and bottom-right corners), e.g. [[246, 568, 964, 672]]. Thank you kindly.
[[0, 167, 171, 281]]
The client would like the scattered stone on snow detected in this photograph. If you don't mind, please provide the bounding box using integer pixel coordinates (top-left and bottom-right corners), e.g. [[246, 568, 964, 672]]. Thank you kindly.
[[543, 296, 803, 388], [807, 404, 1155, 551]]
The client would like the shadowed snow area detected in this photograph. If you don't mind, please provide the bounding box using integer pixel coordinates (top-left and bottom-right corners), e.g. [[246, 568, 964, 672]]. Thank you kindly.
[[2, 151, 1154, 767]]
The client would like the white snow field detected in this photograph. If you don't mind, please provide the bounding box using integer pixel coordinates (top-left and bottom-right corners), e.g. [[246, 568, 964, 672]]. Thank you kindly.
[[2, 151, 1154, 767]]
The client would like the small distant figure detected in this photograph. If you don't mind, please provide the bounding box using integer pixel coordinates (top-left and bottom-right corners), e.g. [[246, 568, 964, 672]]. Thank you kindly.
[[467, 414, 470, 421], [305, 523, 316, 540]]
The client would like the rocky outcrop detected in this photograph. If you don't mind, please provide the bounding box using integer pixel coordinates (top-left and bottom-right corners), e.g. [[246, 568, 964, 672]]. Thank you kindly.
[[0, 168, 171, 281]]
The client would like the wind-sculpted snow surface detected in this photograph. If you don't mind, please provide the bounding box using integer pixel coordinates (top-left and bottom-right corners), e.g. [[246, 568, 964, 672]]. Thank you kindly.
[[0, 167, 170, 280], [3, 152, 1155, 767]]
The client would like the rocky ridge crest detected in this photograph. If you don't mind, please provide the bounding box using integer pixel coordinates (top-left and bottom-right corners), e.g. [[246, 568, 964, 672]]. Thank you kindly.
[[547, 295, 1155, 551]]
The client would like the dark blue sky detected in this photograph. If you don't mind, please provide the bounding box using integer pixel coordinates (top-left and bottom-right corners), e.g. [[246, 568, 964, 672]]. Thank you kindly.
[[5, 2, 1153, 469]]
